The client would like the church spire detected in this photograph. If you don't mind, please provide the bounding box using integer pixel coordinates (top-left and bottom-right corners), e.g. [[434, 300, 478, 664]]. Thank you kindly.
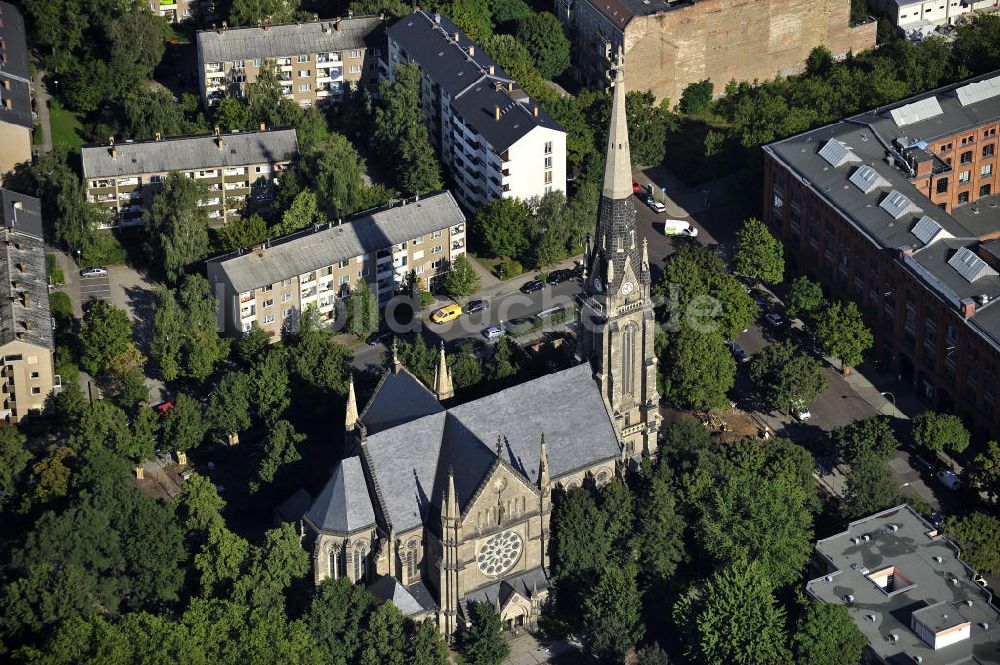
[[345, 372, 358, 430], [602, 48, 633, 201], [434, 342, 454, 401], [444, 466, 458, 520], [538, 433, 550, 490], [391, 339, 402, 374]]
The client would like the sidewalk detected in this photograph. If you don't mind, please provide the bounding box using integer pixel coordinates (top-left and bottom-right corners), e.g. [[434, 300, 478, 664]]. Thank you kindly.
[[501, 631, 576, 665]]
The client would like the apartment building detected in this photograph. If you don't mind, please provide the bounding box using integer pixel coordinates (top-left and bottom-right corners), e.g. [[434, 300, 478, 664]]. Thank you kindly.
[[195, 16, 383, 108], [207, 191, 466, 338], [147, 0, 194, 22], [762, 71, 1000, 443], [871, 0, 998, 38], [0, 2, 33, 178], [383, 11, 567, 212], [0, 190, 58, 422], [806, 505, 999, 665], [81, 128, 298, 229], [556, 0, 875, 105]]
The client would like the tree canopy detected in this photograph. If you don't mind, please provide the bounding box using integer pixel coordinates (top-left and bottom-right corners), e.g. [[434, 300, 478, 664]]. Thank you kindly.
[[144, 172, 211, 284], [732, 218, 784, 285], [912, 411, 971, 455], [814, 301, 873, 371], [748, 341, 827, 412]]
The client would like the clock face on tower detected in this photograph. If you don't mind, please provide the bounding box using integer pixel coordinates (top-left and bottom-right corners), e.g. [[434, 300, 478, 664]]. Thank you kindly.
[[621, 281, 634, 296], [477, 531, 523, 577]]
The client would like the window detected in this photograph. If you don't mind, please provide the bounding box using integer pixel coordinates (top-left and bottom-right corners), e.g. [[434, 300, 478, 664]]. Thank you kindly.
[[31, 387, 40, 395], [959, 191, 970, 203], [621, 324, 635, 395], [252, 58, 262, 67], [353, 543, 366, 582], [936, 178, 948, 194], [263, 314, 276, 324], [413, 235, 423, 244], [544, 171, 553, 185], [983, 164, 993, 177], [960, 170, 970, 184], [282, 308, 294, 318], [358, 268, 369, 278], [981, 184, 992, 197], [297, 54, 310, 63], [339, 259, 350, 268], [431, 230, 442, 239], [263, 298, 274, 308], [261, 285, 273, 292], [961, 151, 973, 164], [281, 293, 292, 303], [339, 275, 350, 285], [349, 50, 361, 59], [30, 371, 39, 379], [544, 141, 552, 155], [298, 83, 311, 92], [282, 278, 293, 287], [298, 69, 310, 78], [430, 245, 443, 254], [544, 156, 552, 169], [349, 65, 361, 74], [985, 144, 995, 158]]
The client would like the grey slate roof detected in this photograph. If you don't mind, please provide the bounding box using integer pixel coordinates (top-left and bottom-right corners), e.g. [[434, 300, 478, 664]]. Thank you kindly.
[[304, 456, 376, 534], [464, 567, 549, 608], [0, 193, 53, 350], [806, 505, 1000, 665], [360, 362, 620, 532], [0, 2, 32, 130], [367, 576, 435, 615], [763, 69, 1000, 354], [209, 191, 464, 293], [387, 11, 564, 152], [2, 189, 43, 240], [80, 129, 299, 179], [275, 488, 311, 523], [360, 368, 445, 435], [196, 16, 382, 64]]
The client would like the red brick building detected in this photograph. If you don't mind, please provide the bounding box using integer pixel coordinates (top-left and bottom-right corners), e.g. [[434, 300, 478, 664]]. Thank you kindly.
[[763, 72, 1000, 443]]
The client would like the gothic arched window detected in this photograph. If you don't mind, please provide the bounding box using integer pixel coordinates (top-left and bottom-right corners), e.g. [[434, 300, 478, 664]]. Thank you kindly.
[[354, 542, 367, 583], [328, 545, 340, 580], [406, 539, 420, 580], [621, 324, 636, 396]]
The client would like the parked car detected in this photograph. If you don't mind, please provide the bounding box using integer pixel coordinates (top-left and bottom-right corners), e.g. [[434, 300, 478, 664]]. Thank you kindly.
[[430, 304, 463, 324], [645, 196, 667, 213], [366, 330, 393, 346], [466, 299, 489, 313], [547, 270, 570, 285], [728, 341, 751, 363], [662, 219, 698, 237], [80, 267, 108, 278], [482, 325, 507, 340], [927, 511, 945, 528], [936, 469, 961, 490], [792, 399, 812, 422], [520, 280, 545, 294], [632, 179, 643, 194], [765, 312, 784, 327]]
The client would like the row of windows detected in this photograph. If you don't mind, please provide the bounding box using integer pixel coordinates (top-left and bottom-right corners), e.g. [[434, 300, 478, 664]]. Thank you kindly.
[[213, 50, 364, 69]]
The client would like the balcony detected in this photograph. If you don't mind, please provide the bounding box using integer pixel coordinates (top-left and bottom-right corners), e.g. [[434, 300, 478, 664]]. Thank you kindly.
[[240, 306, 256, 319], [224, 168, 246, 176]]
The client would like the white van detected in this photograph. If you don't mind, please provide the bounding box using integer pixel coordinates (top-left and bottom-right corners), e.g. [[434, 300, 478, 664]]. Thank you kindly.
[[662, 219, 698, 237]]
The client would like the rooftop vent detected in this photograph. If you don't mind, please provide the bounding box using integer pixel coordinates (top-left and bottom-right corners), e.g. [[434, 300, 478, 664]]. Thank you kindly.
[[956, 75, 1000, 106], [890, 96, 943, 127], [819, 139, 862, 168], [949, 246, 998, 283]]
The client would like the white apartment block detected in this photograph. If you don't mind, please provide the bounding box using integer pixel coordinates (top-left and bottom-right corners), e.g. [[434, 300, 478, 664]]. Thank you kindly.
[[206, 192, 467, 338], [148, 0, 194, 22], [873, 0, 998, 36], [195, 16, 383, 108], [81, 129, 298, 229], [382, 10, 567, 212]]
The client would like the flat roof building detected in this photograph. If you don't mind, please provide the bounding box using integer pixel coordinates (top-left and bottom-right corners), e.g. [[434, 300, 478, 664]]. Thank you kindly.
[[0, 2, 33, 178], [763, 71, 1000, 443], [195, 16, 383, 108], [206, 191, 467, 338], [807, 505, 1000, 664], [81, 128, 298, 229], [0, 190, 58, 422], [382, 11, 567, 211]]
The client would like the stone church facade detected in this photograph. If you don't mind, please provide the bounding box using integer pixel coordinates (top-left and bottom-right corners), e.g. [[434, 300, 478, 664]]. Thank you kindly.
[[300, 54, 659, 635]]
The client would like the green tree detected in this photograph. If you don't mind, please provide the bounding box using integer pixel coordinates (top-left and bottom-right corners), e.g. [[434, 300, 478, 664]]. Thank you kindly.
[[636, 644, 672, 665], [20, 445, 75, 509], [635, 473, 686, 593], [287, 307, 352, 395], [0, 425, 30, 508], [969, 440, 1000, 502], [117, 88, 185, 140], [834, 416, 899, 464], [238, 323, 271, 366], [516, 12, 570, 79], [232, 523, 311, 608], [551, 487, 610, 581], [477, 197, 529, 259], [252, 419, 304, 492], [460, 601, 509, 665], [944, 512, 1000, 576], [486, 336, 520, 383], [660, 327, 735, 411], [912, 411, 971, 455], [491, 0, 534, 26], [679, 79, 713, 115], [229, 0, 297, 27], [443, 254, 482, 297], [814, 301, 873, 372], [272, 189, 321, 238], [448, 351, 484, 391], [583, 564, 644, 663], [304, 134, 377, 219], [194, 522, 251, 598], [177, 472, 227, 537], [748, 341, 827, 412], [152, 275, 231, 383], [732, 218, 784, 284], [307, 578, 380, 664], [785, 276, 826, 321], [359, 602, 406, 665], [793, 602, 867, 665], [375, 63, 443, 195], [163, 393, 207, 454], [250, 348, 291, 423], [955, 14, 1000, 75], [129, 408, 159, 465], [218, 213, 268, 252], [840, 451, 899, 520], [206, 371, 253, 438], [80, 300, 134, 376], [409, 618, 449, 665], [677, 560, 790, 665], [214, 96, 252, 131], [107, 8, 167, 87], [145, 172, 211, 283], [443, 0, 493, 42], [345, 280, 380, 339]]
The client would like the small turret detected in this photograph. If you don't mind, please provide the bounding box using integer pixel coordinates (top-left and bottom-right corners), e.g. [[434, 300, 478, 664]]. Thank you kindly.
[[345, 372, 359, 430], [433, 341, 454, 400], [391, 339, 402, 374], [538, 433, 550, 490]]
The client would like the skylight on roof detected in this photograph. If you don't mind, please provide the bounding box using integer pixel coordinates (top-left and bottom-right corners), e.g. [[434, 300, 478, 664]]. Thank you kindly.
[[819, 139, 861, 168], [948, 246, 998, 283], [879, 190, 921, 220], [911, 215, 945, 245], [889, 96, 943, 127], [849, 165, 890, 194], [955, 75, 1000, 107]]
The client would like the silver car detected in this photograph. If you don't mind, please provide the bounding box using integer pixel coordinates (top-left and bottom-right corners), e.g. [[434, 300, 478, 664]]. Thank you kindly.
[[481, 326, 507, 340], [80, 267, 108, 278]]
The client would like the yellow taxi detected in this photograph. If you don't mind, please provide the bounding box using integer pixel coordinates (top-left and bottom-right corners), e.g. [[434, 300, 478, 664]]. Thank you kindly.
[[430, 303, 463, 324]]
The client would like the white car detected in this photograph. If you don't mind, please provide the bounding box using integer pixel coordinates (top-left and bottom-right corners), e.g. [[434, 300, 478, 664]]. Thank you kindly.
[[645, 196, 667, 214], [662, 219, 698, 237], [792, 399, 811, 422], [481, 326, 507, 340], [936, 469, 961, 490], [80, 267, 108, 278]]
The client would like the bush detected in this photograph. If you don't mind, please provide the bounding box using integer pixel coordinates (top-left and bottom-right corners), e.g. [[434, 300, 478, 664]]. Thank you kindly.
[[49, 291, 73, 323], [45, 254, 65, 286], [679, 79, 713, 115], [495, 260, 523, 280]]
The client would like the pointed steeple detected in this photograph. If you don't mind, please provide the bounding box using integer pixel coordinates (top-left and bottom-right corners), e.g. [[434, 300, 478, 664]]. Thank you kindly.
[[538, 433, 550, 490], [391, 339, 402, 374], [433, 341, 454, 401], [345, 372, 359, 430], [444, 465, 458, 520], [602, 48, 633, 201], [641, 236, 650, 275]]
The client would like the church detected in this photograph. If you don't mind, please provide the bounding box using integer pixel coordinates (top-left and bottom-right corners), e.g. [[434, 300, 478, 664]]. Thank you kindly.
[[300, 55, 660, 635]]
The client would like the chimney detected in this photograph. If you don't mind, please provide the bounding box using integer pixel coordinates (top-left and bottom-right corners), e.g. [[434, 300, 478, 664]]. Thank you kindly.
[[335, 16, 341, 31], [110, 146, 118, 159], [155, 132, 161, 141], [347, 8, 353, 17], [495, 105, 500, 121], [214, 126, 220, 136], [961, 297, 976, 318], [380, 11, 385, 20], [533, 105, 538, 117], [468, 45, 474, 57], [414, 4, 420, 13], [314, 13, 319, 20], [264, 15, 271, 29], [507, 81, 513, 92], [221, 21, 227, 32], [488, 64, 494, 75]]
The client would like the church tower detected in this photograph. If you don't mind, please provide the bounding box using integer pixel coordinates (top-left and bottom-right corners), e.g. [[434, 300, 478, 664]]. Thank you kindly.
[[578, 50, 661, 459]]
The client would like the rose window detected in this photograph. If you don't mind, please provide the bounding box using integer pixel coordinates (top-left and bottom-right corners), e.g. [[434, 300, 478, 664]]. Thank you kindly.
[[477, 531, 523, 577]]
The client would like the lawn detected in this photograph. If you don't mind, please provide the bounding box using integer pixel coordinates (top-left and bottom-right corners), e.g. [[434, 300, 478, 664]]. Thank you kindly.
[[48, 99, 85, 150]]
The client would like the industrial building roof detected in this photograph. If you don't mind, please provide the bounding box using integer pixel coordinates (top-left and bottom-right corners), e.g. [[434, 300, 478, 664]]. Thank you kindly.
[[806, 505, 1000, 665], [0, 191, 53, 350], [763, 69, 1000, 355], [81, 129, 299, 179], [208, 191, 464, 294], [0, 2, 33, 130], [195, 16, 382, 64], [386, 11, 564, 153]]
